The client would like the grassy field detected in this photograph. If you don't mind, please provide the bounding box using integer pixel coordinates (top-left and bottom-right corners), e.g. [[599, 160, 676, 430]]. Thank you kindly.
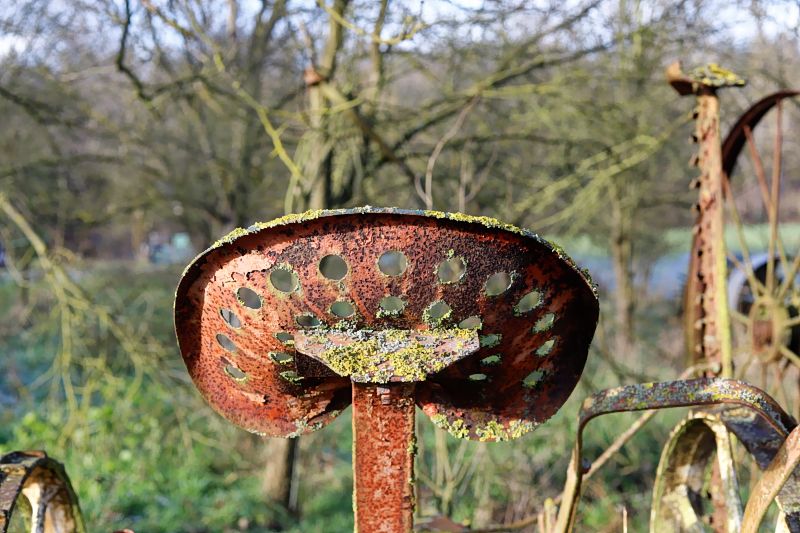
[[0, 264, 708, 531]]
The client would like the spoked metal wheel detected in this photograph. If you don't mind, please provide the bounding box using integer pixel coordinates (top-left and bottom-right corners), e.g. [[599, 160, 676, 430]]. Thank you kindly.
[[686, 90, 800, 414]]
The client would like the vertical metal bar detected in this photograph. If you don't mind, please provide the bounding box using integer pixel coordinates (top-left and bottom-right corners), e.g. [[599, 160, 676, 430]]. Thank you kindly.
[[695, 88, 733, 378], [352, 382, 416, 533]]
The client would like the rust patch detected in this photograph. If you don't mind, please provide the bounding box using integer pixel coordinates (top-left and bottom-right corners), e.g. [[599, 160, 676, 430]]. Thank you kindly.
[[352, 383, 416, 533]]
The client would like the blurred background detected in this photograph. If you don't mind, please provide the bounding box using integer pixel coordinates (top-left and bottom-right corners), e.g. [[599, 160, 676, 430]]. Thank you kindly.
[[1, 0, 800, 531]]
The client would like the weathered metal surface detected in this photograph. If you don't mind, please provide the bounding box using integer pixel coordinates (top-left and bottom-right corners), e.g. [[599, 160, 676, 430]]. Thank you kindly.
[[742, 424, 800, 532], [352, 383, 416, 533], [650, 413, 742, 532], [174, 207, 598, 440], [294, 328, 479, 383], [175, 207, 597, 533], [554, 378, 797, 532], [685, 90, 800, 370], [693, 88, 734, 376], [0, 450, 85, 533]]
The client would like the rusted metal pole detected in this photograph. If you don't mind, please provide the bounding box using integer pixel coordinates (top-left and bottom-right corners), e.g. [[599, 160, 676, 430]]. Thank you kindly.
[[668, 62, 744, 378], [693, 87, 734, 378], [352, 382, 416, 533]]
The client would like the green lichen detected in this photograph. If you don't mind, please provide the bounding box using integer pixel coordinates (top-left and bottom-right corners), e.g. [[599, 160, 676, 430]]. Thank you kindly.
[[210, 226, 249, 248], [313, 328, 475, 383], [330, 318, 361, 332], [308, 328, 477, 383], [688, 63, 746, 88], [476, 420, 506, 441], [507, 419, 537, 439], [407, 434, 418, 457], [431, 414, 470, 440], [429, 413, 538, 442], [286, 417, 325, 438], [475, 419, 537, 442], [323, 340, 435, 382]]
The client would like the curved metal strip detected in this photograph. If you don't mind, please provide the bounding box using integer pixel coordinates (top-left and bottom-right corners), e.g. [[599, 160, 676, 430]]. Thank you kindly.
[[650, 413, 741, 532], [721, 90, 800, 178], [0, 450, 85, 533], [554, 378, 795, 532], [742, 424, 800, 533]]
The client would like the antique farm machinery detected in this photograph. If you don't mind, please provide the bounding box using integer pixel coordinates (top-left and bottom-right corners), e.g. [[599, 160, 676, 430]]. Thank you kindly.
[[4, 65, 800, 532]]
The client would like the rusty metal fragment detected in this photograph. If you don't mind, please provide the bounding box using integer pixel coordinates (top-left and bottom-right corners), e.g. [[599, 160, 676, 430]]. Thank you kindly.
[[554, 378, 798, 532], [0, 451, 85, 533], [684, 90, 800, 378], [650, 413, 742, 532], [721, 91, 800, 178]]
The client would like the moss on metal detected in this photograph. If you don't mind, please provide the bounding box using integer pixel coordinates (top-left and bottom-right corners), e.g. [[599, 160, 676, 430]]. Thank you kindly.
[[313, 328, 473, 382], [430, 413, 537, 441]]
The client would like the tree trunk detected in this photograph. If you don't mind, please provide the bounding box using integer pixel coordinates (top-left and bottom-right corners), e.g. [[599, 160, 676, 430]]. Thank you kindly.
[[610, 196, 635, 357], [262, 438, 298, 521]]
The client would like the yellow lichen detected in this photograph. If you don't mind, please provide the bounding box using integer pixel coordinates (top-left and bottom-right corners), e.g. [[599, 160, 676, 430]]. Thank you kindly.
[[430, 414, 470, 440]]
